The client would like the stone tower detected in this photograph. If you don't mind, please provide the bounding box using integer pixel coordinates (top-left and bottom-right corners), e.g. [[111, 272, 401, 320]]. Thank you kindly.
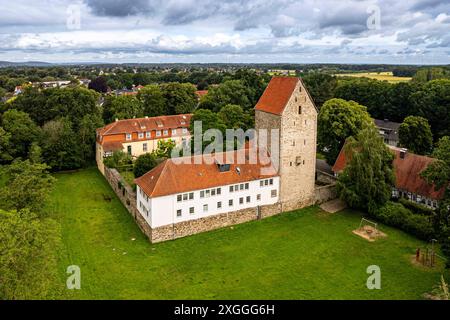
[[255, 77, 317, 211]]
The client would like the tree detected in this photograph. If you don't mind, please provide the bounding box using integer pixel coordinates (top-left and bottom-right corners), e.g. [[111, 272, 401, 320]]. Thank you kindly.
[[137, 84, 166, 117], [0, 209, 61, 299], [218, 104, 253, 130], [334, 78, 393, 120], [336, 126, 395, 213], [1, 109, 41, 159], [153, 139, 176, 159], [399, 116, 433, 155], [161, 82, 197, 115], [0, 159, 56, 214], [317, 98, 374, 164], [199, 80, 252, 112], [421, 136, 450, 265], [40, 118, 82, 171], [302, 73, 338, 108], [103, 150, 132, 169], [410, 79, 450, 139], [108, 95, 143, 121], [88, 76, 108, 93], [0, 127, 12, 163], [133, 153, 157, 178]]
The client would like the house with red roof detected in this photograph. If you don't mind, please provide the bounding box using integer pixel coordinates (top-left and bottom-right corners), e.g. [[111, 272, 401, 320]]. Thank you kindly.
[[332, 145, 446, 209], [96, 114, 192, 174]]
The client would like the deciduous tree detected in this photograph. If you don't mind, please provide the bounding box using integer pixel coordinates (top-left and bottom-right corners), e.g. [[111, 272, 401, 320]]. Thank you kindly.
[[399, 116, 433, 155]]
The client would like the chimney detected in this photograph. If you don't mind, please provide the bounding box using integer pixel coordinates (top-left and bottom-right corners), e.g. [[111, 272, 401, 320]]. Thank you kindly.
[[400, 148, 407, 159]]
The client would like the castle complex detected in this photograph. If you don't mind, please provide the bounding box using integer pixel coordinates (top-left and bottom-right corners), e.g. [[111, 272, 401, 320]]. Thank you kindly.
[[97, 77, 319, 242]]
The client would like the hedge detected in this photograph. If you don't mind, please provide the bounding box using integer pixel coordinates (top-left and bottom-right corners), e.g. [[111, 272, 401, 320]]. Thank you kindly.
[[398, 198, 434, 216], [371, 201, 434, 241]]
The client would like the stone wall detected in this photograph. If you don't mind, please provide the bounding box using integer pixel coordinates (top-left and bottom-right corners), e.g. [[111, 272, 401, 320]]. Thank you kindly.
[[314, 184, 337, 205], [103, 167, 153, 240], [316, 170, 336, 185], [151, 202, 282, 243]]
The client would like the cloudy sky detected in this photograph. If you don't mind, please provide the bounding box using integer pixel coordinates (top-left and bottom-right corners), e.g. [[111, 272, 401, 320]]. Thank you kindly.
[[0, 0, 449, 64]]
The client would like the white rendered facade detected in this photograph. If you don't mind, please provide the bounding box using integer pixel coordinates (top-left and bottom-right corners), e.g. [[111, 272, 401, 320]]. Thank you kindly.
[[136, 176, 280, 228]]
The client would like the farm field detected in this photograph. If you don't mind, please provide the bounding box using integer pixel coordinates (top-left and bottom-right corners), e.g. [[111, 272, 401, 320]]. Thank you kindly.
[[46, 168, 447, 299], [335, 71, 412, 83]]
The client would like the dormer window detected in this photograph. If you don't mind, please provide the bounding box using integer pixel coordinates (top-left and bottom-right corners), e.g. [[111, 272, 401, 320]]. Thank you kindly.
[[156, 130, 161, 137], [126, 133, 132, 141], [172, 129, 177, 135], [146, 132, 151, 138], [163, 130, 168, 136], [138, 132, 144, 139], [182, 128, 188, 134]]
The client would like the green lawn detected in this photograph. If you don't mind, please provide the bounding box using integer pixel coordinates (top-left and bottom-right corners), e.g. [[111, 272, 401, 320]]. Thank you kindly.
[[46, 168, 447, 299]]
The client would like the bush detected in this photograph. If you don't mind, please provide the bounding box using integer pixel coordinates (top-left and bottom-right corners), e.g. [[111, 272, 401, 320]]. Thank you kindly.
[[398, 198, 434, 216], [371, 201, 434, 240], [133, 153, 157, 178]]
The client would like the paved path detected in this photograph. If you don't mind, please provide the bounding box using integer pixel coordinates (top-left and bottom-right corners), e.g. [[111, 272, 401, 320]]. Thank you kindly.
[[319, 198, 347, 213]]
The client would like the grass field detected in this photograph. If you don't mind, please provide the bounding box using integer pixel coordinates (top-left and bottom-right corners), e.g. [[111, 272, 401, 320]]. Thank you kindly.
[[335, 72, 412, 83], [46, 168, 448, 299]]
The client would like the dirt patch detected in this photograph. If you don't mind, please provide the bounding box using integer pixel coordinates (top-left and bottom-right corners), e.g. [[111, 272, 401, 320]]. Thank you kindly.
[[352, 225, 387, 242], [320, 199, 347, 213]]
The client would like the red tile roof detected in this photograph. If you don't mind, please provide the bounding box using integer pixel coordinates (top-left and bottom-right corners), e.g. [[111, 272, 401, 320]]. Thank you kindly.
[[195, 90, 208, 98], [332, 145, 446, 200], [97, 114, 192, 137], [135, 148, 278, 198], [255, 77, 299, 115]]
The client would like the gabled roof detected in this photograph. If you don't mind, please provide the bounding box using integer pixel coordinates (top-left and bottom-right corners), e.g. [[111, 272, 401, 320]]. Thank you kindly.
[[97, 114, 192, 137], [135, 149, 278, 198], [255, 77, 299, 115], [332, 145, 446, 200]]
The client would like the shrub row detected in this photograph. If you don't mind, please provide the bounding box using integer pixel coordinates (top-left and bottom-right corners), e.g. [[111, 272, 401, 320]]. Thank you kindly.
[[398, 198, 435, 216], [370, 201, 434, 241]]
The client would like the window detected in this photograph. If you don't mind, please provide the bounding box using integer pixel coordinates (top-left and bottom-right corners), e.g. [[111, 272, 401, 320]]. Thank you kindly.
[[240, 184, 244, 190], [127, 145, 132, 155], [298, 106, 302, 114], [245, 183, 249, 190], [264, 180, 268, 186], [260, 180, 264, 187], [172, 129, 177, 135], [246, 196, 250, 203], [177, 195, 182, 202], [203, 204, 208, 212], [235, 185, 239, 191], [217, 201, 222, 209], [239, 197, 244, 205], [126, 133, 132, 141], [211, 189, 216, 196], [229, 186, 234, 192], [200, 190, 205, 198], [146, 131, 151, 138], [143, 143, 147, 152], [138, 132, 144, 139], [176, 209, 182, 217], [269, 178, 273, 185], [182, 128, 188, 134], [189, 192, 194, 200], [257, 194, 261, 201], [156, 130, 161, 137], [205, 190, 210, 197], [304, 139, 306, 145], [229, 199, 233, 207], [189, 207, 195, 215], [305, 119, 307, 125], [271, 189, 277, 198], [183, 193, 188, 201], [217, 188, 221, 195], [163, 130, 168, 136]]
